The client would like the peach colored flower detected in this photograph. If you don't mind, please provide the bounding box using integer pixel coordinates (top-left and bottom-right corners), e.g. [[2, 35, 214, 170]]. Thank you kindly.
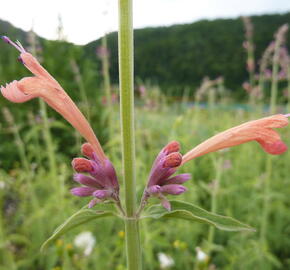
[[182, 114, 289, 164], [0, 36, 106, 161]]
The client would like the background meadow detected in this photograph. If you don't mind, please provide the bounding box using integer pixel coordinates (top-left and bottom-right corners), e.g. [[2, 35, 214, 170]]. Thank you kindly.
[[1, 11, 290, 270]]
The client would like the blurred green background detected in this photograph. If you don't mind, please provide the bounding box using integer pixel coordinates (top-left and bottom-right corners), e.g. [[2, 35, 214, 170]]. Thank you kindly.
[[1, 12, 290, 270]]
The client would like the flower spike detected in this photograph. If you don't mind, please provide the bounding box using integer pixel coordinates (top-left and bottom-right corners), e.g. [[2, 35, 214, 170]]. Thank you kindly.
[[182, 114, 289, 164], [0, 37, 106, 162], [142, 141, 190, 211], [71, 143, 120, 208]]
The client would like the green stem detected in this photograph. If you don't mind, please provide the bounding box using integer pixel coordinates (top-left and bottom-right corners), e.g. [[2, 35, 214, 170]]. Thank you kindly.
[[261, 38, 281, 245], [287, 66, 290, 112], [70, 58, 90, 120], [270, 39, 281, 114], [125, 219, 142, 269], [0, 177, 16, 269], [208, 156, 223, 250], [11, 122, 30, 173], [208, 88, 215, 112], [101, 34, 114, 139], [260, 156, 272, 246], [39, 99, 57, 179], [118, 0, 136, 217], [102, 34, 112, 110], [118, 0, 142, 269], [248, 42, 255, 89], [258, 73, 265, 104]]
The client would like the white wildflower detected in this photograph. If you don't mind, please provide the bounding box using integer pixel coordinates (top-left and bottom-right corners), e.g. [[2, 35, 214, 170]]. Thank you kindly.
[[158, 252, 174, 269], [74, 231, 96, 256], [0, 181, 6, 189], [196, 247, 209, 262]]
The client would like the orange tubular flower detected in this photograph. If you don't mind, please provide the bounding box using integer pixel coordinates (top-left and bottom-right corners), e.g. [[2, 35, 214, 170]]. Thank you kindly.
[[0, 37, 106, 162], [182, 114, 289, 165]]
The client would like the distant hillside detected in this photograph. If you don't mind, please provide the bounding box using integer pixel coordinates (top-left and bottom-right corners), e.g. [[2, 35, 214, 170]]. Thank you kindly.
[[0, 19, 28, 41], [0, 12, 290, 96], [85, 12, 290, 94]]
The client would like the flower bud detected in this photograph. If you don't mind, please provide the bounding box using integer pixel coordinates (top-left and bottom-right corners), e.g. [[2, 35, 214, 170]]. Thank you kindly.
[[93, 190, 111, 199], [163, 152, 182, 168], [72, 158, 93, 172], [162, 173, 191, 185], [81, 143, 95, 159], [73, 174, 103, 188], [147, 185, 161, 194], [163, 141, 180, 154], [160, 184, 187, 195]]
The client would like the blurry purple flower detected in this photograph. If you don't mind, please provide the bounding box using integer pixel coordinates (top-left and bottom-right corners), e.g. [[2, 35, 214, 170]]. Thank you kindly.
[[264, 69, 272, 79], [274, 24, 288, 43], [71, 143, 119, 208], [254, 73, 260, 80], [278, 70, 287, 80], [139, 85, 147, 98], [242, 16, 253, 40], [96, 46, 110, 59], [243, 41, 249, 50], [101, 93, 118, 105], [242, 82, 251, 93], [222, 159, 232, 170], [247, 58, 255, 72], [252, 86, 263, 99]]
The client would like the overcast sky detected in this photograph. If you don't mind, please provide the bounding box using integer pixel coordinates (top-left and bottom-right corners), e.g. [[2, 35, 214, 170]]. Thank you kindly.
[[1, 0, 290, 45]]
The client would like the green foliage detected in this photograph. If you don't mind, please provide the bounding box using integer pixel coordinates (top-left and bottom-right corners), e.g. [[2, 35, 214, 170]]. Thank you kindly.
[[143, 200, 255, 232], [85, 12, 290, 95], [41, 204, 118, 251], [1, 105, 290, 269], [1, 11, 290, 270]]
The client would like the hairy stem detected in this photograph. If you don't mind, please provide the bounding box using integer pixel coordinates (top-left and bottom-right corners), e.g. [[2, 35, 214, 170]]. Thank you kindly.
[[118, 0, 142, 269]]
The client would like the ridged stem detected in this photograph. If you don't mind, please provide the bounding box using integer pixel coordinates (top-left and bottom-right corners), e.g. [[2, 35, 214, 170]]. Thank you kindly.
[[118, 0, 142, 269]]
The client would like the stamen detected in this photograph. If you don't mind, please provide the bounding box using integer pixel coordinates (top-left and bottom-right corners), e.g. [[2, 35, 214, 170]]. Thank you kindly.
[[17, 56, 24, 64], [1, 36, 26, 53], [16, 40, 26, 52]]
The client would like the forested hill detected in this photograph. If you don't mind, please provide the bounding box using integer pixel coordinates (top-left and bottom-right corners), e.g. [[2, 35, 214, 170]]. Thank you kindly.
[[85, 12, 290, 92], [0, 12, 290, 96]]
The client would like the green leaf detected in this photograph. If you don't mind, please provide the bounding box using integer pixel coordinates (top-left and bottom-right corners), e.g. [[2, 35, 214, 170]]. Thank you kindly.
[[142, 200, 255, 232], [41, 204, 117, 251]]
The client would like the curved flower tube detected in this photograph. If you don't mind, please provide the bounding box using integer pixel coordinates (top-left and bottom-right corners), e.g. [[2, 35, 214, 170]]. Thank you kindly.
[[0, 36, 106, 162], [182, 114, 289, 164], [144, 114, 289, 210]]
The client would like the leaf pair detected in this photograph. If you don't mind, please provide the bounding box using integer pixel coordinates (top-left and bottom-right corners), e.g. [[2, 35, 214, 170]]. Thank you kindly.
[[41, 201, 255, 250]]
